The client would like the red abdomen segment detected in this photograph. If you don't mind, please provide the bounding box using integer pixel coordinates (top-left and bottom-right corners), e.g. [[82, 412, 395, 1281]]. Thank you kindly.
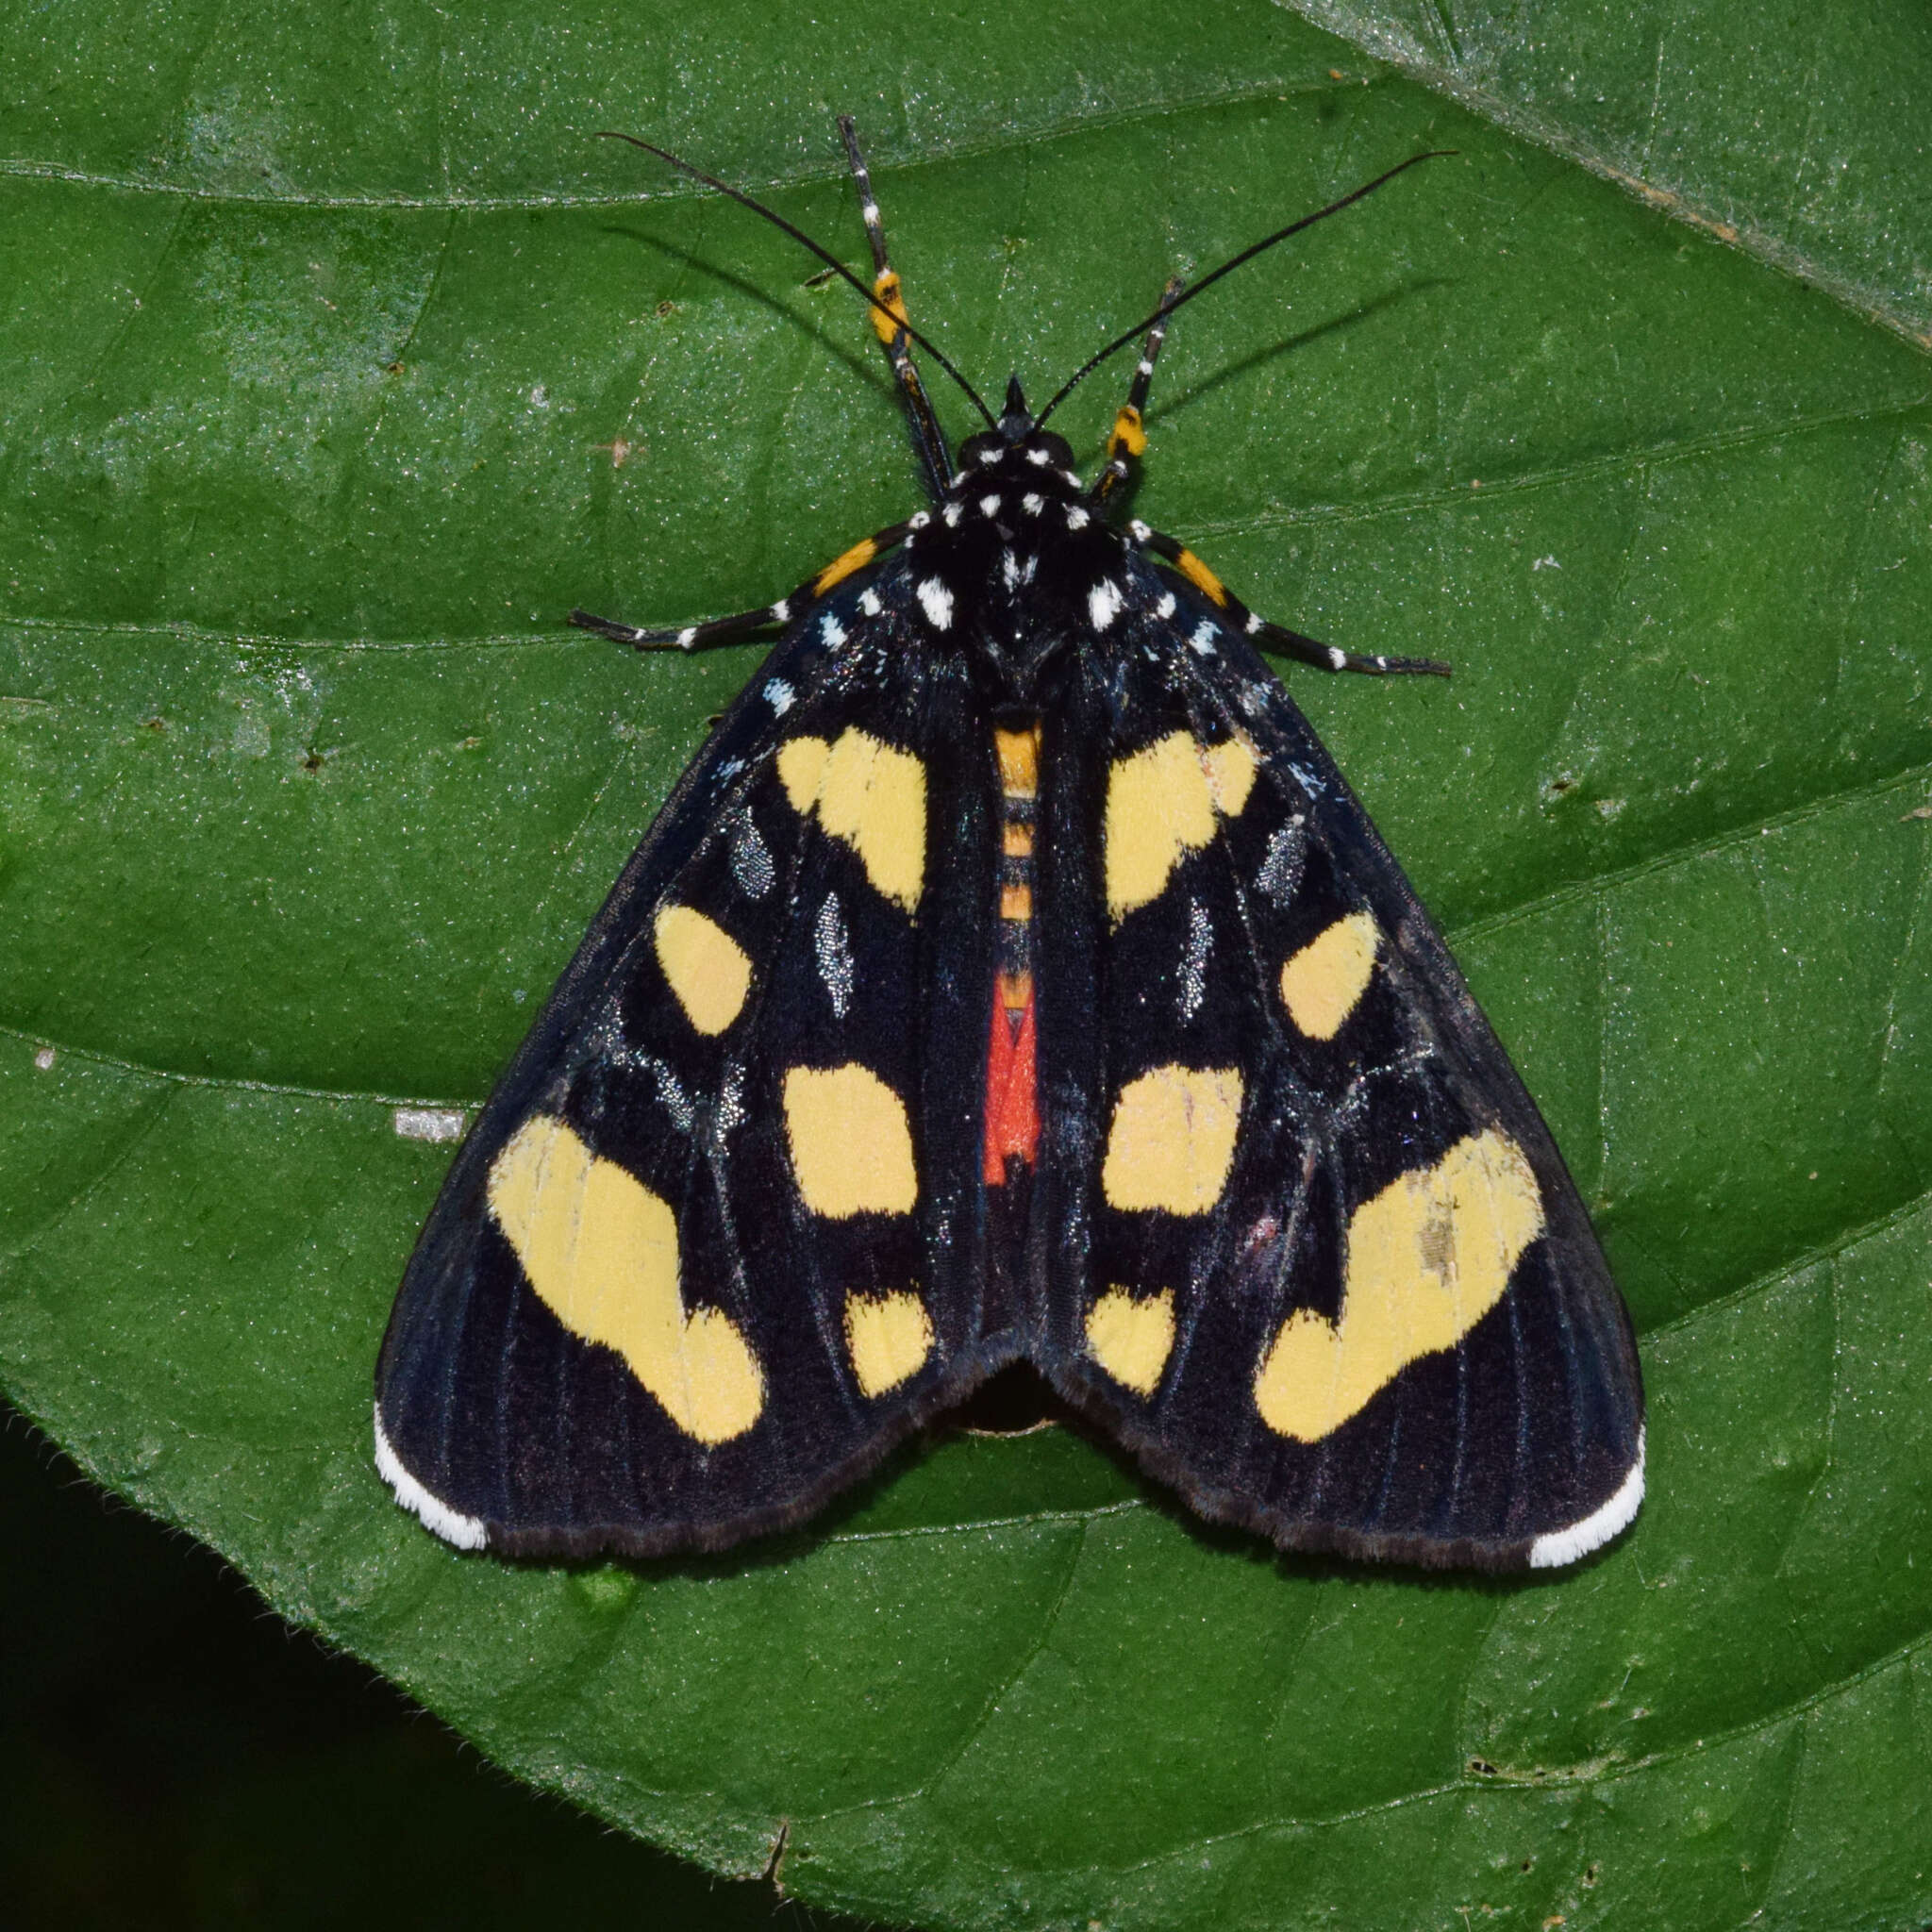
[[983, 984, 1038, 1181], [983, 722, 1041, 1185]]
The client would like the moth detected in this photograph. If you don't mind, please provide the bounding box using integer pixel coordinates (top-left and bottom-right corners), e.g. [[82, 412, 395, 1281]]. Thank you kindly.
[[375, 121, 1644, 1571]]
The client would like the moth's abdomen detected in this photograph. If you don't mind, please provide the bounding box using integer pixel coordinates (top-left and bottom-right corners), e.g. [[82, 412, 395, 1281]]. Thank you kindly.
[[983, 719, 1042, 1183]]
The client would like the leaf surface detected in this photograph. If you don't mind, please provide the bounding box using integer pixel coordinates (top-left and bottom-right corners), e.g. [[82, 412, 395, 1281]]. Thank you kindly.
[[4, 2, 1930, 1927]]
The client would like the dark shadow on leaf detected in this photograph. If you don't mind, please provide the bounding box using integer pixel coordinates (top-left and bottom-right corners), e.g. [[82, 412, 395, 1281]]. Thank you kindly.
[[1149, 278, 1457, 433], [598, 226, 894, 409]]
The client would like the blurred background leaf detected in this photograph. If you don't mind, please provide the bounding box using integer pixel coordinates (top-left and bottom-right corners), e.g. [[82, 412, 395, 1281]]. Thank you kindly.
[[2, 1, 1929, 1927]]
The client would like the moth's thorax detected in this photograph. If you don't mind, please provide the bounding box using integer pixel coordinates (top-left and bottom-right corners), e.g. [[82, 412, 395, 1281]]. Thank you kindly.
[[901, 434, 1131, 694]]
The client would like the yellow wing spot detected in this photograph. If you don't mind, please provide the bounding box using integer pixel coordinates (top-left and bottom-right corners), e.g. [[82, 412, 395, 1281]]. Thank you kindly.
[[844, 1290, 934, 1396], [783, 1063, 920, 1217], [1253, 1129, 1544, 1442], [1101, 1064, 1243, 1215], [1279, 911, 1380, 1041], [870, 267, 909, 346], [488, 1115, 762, 1444], [1107, 404, 1147, 460], [1173, 547, 1228, 607], [775, 727, 926, 911], [1104, 731, 1258, 921], [811, 535, 880, 597], [776, 734, 830, 812], [1085, 1288, 1175, 1396], [1202, 734, 1257, 817], [653, 905, 751, 1036]]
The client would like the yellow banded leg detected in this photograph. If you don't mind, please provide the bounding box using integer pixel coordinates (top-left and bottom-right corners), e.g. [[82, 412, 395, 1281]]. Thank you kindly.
[[1091, 277, 1183, 505], [568, 518, 914, 652], [1123, 526, 1452, 678]]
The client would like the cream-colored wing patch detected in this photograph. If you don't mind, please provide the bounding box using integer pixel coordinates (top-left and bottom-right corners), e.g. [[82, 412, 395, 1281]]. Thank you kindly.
[[777, 734, 830, 812], [783, 1063, 920, 1217], [1085, 1288, 1176, 1396], [844, 1290, 934, 1397], [487, 1114, 763, 1444], [1201, 735, 1257, 817], [1252, 1128, 1544, 1441], [1279, 911, 1380, 1041], [1101, 1065, 1243, 1215], [653, 905, 751, 1035], [776, 726, 925, 911], [1105, 731, 1257, 921]]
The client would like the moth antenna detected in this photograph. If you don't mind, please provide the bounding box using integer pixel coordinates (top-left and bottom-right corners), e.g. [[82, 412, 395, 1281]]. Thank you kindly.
[[1035, 150, 1457, 429], [596, 130, 997, 430]]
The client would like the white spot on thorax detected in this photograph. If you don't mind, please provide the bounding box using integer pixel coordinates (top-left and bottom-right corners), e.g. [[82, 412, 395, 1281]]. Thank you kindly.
[[1001, 549, 1021, 590], [1156, 591, 1176, 619], [1065, 506, 1090, 530], [1022, 493, 1044, 515], [1088, 579, 1124, 630], [1190, 621, 1219, 657], [917, 577, 955, 630], [978, 446, 1002, 465], [821, 613, 848, 649], [1025, 446, 1051, 466], [979, 494, 1001, 517], [815, 893, 855, 1019], [763, 678, 795, 714], [943, 502, 963, 526], [858, 589, 883, 616], [908, 510, 931, 529], [393, 1107, 466, 1142]]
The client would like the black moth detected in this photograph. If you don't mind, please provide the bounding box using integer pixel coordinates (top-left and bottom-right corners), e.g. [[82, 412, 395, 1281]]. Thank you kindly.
[[375, 121, 1643, 1572]]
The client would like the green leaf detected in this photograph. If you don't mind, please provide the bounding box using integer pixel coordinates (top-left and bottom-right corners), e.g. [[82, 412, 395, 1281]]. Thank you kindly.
[[1284, 0, 1932, 343], [5, 2, 1930, 1928]]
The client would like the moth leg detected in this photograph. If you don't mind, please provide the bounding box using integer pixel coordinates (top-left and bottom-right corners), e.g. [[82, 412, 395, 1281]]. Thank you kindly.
[[569, 518, 913, 651], [1091, 277, 1184, 507], [839, 116, 951, 505], [1126, 524, 1452, 677]]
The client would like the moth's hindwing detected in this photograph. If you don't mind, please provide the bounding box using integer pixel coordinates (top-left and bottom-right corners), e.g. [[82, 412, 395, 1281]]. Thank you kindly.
[[375, 583, 1024, 1558], [1034, 558, 1643, 1572]]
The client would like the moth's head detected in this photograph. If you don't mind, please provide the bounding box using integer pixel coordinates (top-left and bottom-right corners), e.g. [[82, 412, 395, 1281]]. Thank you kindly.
[[954, 375, 1077, 476]]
